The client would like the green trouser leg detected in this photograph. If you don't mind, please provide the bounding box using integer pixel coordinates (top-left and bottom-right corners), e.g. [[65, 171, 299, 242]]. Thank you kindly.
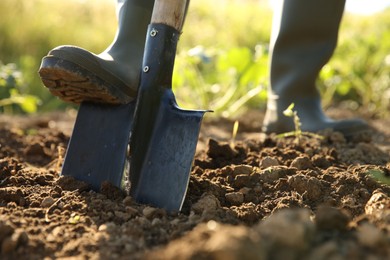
[[39, 0, 154, 104], [262, 0, 369, 136]]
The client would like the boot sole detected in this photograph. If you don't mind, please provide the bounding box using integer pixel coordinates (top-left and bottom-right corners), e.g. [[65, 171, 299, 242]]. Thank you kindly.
[[39, 56, 135, 104]]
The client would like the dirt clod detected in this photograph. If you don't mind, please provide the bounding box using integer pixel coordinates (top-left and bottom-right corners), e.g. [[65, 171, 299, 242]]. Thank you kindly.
[[56, 175, 90, 192], [315, 206, 350, 231]]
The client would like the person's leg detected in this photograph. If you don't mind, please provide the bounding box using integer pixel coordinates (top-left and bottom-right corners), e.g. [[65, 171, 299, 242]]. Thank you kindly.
[[262, 0, 369, 136], [39, 0, 154, 104]]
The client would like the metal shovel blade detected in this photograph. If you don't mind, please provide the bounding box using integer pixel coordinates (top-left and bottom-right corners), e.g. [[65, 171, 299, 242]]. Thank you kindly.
[[61, 101, 135, 191], [130, 90, 206, 212], [129, 23, 207, 212]]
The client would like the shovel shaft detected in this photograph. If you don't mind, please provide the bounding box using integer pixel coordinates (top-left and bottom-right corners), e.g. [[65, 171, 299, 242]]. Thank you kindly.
[[152, 0, 189, 31]]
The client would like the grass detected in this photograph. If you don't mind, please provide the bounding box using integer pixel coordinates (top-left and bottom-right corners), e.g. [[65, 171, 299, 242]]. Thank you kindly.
[[319, 10, 390, 117], [0, 0, 389, 117], [0, 0, 116, 111]]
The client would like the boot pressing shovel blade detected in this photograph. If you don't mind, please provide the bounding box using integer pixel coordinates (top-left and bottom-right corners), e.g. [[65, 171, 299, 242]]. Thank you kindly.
[[129, 0, 207, 212], [62, 101, 135, 190]]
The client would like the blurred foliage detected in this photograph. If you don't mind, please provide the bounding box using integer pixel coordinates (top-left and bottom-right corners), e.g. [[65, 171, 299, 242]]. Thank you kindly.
[[0, 62, 40, 113], [174, 0, 272, 116], [0, 0, 116, 113], [366, 169, 390, 186], [0, 0, 389, 117], [173, 45, 269, 116], [319, 10, 390, 117]]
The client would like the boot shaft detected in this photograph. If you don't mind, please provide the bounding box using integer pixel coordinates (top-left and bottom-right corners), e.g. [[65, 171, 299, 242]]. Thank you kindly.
[[269, 0, 346, 99], [106, 0, 154, 58]]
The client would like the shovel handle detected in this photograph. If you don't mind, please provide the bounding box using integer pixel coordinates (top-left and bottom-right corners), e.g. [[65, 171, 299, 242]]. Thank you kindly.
[[151, 0, 189, 31]]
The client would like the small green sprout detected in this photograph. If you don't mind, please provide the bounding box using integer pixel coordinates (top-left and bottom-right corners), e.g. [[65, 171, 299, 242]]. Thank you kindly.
[[230, 120, 239, 149], [277, 103, 323, 141]]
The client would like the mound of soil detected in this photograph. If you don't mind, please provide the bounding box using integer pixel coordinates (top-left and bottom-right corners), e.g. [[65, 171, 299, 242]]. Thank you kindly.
[[0, 110, 389, 259]]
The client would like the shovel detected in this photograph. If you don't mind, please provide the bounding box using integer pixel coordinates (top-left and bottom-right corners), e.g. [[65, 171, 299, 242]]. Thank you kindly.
[[60, 101, 135, 191], [129, 0, 207, 212]]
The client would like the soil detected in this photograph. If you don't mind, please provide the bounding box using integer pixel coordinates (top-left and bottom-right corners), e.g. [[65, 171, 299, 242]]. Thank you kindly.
[[0, 108, 389, 260]]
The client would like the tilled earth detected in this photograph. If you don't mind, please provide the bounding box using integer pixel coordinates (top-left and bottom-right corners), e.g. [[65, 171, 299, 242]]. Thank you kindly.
[[0, 109, 389, 260]]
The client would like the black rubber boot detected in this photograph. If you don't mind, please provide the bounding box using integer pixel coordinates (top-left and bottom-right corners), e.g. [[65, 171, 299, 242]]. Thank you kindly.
[[262, 0, 369, 136], [38, 0, 154, 104]]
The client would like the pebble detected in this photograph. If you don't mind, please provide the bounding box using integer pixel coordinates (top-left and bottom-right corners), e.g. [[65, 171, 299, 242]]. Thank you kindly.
[[135, 216, 150, 226], [288, 175, 323, 201], [0, 221, 14, 241], [202, 224, 265, 259], [126, 206, 139, 217], [365, 190, 389, 218], [23, 142, 45, 156], [47, 227, 62, 242], [259, 166, 286, 182], [225, 192, 244, 205], [233, 174, 251, 189], [239, 187, 252, 196], [290, 156, 314, 170], [306, 241, 339, 260], [114, 210, 130, 221], [260, 156, 279, 168], [40, 197, 55, 208], [170, 218, 180, 226], [98, 222, 116, 232], [1, 237, 17, 254], [122, 196, 133, 206], [191, 193, 220, 214], [232, 165, 253, 175], [315, 206, 350, 231], [256, 209, 315, 249], [311, 154, 331, 169], [143, 207, 157, 219], [1, 231, 28, 254], [152, 218, 162, 226], [357, 223, 385, 248]]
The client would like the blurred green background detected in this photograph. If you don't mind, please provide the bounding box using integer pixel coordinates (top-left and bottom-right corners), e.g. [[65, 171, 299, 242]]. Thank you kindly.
[[0, 0, 389, 117]]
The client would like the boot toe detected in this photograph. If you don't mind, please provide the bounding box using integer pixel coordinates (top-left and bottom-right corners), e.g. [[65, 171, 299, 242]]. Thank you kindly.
[[39, 45, 136, 104], [329, 118, 372, 137]]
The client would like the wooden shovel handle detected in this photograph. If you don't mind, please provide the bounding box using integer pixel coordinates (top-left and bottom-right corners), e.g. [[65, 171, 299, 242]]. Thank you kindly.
[[151, 0, 189, 31]]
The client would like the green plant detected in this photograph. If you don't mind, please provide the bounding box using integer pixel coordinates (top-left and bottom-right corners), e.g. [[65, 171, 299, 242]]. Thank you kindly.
[[366, 168, 390, 186], [173, 45, 269, 117], [230, 120, 239, 149], [0, 62, 40, 113], [277, 103, 323, 141]]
